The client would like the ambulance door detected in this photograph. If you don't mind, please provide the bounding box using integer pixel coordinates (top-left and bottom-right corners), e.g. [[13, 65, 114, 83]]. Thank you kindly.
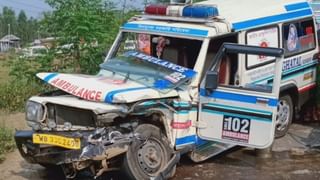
[[197, 43, 284, 149]]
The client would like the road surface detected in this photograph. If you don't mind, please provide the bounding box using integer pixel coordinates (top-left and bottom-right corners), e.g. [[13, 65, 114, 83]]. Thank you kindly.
[[1, 112, 320, 180]]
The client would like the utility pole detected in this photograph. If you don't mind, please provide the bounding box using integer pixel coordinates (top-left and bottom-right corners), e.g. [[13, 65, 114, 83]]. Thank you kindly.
[[8, 24, 11, 36], [121, 0, 127, 23]]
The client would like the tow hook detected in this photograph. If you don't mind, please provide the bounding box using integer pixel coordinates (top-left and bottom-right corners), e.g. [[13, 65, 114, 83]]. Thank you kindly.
[[151, 145, 194, 180]]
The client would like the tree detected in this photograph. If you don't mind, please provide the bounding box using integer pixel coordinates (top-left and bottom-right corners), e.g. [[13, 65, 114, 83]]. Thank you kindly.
[[44, 0, 119, 73], [0, 14, 3, 37], [26, 17, 39, 42], [0, 7, 41, 45], [1, 7, 17, 36], [17, 11, 28, 44]]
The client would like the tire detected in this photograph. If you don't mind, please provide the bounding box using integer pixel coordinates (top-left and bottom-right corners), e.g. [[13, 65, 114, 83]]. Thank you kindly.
[[122, 124, 174, 180], [39, 163, 63, 173], [275, 95, 293, 138]]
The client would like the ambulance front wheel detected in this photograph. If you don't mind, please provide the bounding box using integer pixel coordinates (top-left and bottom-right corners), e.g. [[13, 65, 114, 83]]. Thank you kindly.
[[275, 95, 293, 138], [122, 124, 175, 180]]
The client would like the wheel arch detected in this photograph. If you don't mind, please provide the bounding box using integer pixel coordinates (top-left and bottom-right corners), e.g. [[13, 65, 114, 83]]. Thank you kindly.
[[280, 83, 299, 114], [135, 108, 175, 147]]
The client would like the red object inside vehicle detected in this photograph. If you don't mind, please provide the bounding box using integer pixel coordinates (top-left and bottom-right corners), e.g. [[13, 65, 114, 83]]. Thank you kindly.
[[306, 26, 313, 35], [219, 57, 231, 85]]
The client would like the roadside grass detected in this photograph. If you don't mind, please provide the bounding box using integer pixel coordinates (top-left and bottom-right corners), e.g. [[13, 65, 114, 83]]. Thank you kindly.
[[0, 126, 15, 163], [0, 57, 11, 85], [0, 53, 45, 111], [0, 54, 16, 163]]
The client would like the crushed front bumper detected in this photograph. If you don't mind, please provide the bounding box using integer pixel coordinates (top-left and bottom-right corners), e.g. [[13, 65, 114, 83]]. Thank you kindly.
[[14, 130, 94, 165]]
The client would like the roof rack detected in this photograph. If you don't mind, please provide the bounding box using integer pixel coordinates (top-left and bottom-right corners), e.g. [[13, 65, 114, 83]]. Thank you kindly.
[[135, 14, 218, 24]]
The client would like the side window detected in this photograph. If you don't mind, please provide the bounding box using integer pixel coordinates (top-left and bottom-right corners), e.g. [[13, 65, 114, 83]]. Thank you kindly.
[[246, 26, 279, 69], [283, 19, 316, 57]]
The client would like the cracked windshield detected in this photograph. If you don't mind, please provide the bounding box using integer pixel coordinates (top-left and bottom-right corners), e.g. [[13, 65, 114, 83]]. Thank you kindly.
[[100, 32, 201, 93]]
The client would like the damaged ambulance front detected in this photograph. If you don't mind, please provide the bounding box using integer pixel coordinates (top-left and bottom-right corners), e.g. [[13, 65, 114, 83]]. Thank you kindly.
[[15, 29, 200, 179]]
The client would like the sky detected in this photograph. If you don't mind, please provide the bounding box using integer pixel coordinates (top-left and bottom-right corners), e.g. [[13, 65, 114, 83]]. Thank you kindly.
[[0, 0, 147, 19], [0, 0, 52, 18]]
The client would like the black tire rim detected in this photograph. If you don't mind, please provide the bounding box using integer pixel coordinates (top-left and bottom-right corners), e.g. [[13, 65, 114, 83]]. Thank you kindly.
[[137, 138, 166, 176]]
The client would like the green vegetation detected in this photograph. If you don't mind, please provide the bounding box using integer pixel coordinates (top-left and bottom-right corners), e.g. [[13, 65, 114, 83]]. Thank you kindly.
[[44, 0, 121, 74], [0, 126, 15, 162], [0, 80, 45, 111], [0, 59, 10, 84], [0, 7, 41, 45], [0, 0, 138, 112]]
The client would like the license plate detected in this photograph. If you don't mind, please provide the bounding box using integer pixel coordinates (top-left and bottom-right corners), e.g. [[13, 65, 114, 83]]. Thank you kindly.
[[33, 134, 81, 150]]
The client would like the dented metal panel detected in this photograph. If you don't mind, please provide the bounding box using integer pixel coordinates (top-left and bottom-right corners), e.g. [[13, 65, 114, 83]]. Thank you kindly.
[[37, 72, 179, 104], [29, 95, 128, 114]]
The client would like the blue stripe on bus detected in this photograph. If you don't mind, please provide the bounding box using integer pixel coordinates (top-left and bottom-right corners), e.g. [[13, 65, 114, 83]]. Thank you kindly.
[[200, 89, 278, 107], [233, 8, 312, 31], [285, 2, 310, 11]]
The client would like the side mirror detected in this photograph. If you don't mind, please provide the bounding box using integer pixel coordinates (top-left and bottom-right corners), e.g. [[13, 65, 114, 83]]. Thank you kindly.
[[205, 71, 218, 92]]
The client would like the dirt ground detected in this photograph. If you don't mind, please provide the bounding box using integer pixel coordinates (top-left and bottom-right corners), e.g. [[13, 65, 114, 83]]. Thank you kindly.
[[1, 113, 320, 180]]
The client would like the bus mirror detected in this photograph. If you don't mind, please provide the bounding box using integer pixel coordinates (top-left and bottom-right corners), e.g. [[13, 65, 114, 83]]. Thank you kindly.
[[205, 71, 218, 92]]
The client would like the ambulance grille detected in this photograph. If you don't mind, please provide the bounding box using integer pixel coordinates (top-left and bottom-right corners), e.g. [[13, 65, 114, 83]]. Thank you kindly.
[[46, 103, 96, 127]]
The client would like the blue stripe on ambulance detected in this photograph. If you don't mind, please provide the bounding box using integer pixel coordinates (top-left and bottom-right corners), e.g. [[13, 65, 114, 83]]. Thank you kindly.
[[104, 87, 150, 103], [266, 67, 317, 85], [175, 135, 197, 146], [175, 135, 213, 147], [252, 61, 318, 84], [175, 108, 198, 115], [285, 2, 310, 11], [283, 61, 318, 75], [199, 89, 278, 107], [201, 109, 272, 123], [122, 23, 209, 38], [280, 67, 316, 82], [232, 8, 312, 31], [43, 73, 58, 82], [204, 103, 272, 116], [173, 102, 191, 107]]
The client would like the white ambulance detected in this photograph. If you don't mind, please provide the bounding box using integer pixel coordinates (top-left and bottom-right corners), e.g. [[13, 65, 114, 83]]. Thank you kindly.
[[15, 0, 318, 179]]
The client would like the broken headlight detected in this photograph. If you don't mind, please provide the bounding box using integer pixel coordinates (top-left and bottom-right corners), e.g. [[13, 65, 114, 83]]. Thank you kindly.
[[26, 101, 44, 130]]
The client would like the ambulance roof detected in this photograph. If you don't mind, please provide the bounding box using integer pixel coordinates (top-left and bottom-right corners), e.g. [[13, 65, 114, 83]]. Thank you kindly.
[[121, 0, 313, 38], [198, 0, 313, 31]]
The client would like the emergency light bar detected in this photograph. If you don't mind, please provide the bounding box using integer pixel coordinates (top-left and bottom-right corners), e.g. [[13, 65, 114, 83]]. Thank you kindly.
[[145, 4, 219, 19]]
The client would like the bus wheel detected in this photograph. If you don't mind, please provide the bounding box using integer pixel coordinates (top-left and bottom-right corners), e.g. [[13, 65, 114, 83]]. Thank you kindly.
[[275, 95, 293, 138], [122, 124, 174, 180]]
